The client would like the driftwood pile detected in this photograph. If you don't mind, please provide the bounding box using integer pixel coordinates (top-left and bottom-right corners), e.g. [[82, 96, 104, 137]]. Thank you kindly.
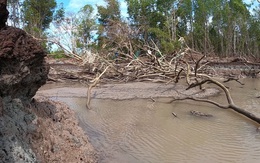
[[83, 47, 205, 84]]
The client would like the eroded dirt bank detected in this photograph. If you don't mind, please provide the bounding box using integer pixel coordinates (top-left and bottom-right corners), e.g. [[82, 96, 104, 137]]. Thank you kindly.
[[0, 97, 98, 162], [30, 98, 97, 162], [0, 1, 98, 162]]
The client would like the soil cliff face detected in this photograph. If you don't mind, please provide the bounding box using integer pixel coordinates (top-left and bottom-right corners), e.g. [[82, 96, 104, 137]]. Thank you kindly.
[[0, 0, 48, 100], [0, 1, 97, 162], [0, 0, 48, 162], [0, 26, 49, 100], [0, 24, 49, 101]]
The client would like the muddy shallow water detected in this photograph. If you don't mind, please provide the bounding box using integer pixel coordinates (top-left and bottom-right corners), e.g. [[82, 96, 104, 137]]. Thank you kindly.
[[38, 79, 260, 163]]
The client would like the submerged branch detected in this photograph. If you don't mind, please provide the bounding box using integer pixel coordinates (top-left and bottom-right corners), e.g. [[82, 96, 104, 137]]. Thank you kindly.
[[175, 75, 260, 124], [169, 97, 228, 109], [86, 66, 110, 109]]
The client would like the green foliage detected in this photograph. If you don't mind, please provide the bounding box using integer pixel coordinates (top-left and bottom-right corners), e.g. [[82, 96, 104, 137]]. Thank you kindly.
[[22, 0, 57, 37], [21, 0, 60, 51], [148, 28, 168, 40], [76, 5, 96, 49], [161, 40, 175, 54], [97, 0, 121, 26], [49, 50, 67, 59], [97, 0, 122, 48], [54, 3, 65, 23], [16, 0, 260, 59], [148, 27, 177, 53]]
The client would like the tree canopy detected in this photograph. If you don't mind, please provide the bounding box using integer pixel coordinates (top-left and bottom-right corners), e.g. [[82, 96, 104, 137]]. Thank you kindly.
[[22, 0, 57, 37], [8, 0, 260, 59]]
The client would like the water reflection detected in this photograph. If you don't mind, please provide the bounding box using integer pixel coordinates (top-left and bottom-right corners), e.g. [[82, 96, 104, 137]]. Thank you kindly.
[[51, 78, 260, 163]]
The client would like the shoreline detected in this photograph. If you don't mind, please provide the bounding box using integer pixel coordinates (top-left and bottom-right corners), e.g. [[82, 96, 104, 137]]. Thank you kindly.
[[34, 81, 220, 162], [37, 81, 220, 100]]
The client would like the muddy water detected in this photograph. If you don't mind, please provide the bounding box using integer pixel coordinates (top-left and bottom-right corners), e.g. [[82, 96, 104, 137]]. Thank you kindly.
[[48, 79, 260, 163]]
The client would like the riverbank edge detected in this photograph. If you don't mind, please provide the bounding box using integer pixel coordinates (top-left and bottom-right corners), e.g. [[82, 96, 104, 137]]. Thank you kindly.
[[35, 81, 220, 162], [37, 81, 220, 100]]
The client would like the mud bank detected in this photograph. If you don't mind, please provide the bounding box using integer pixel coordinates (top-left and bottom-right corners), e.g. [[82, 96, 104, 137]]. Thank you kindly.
[[0, 97, 97, 162], [37, 82, 219, 100]]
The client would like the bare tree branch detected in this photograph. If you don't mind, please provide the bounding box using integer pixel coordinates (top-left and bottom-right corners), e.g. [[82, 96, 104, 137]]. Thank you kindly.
[[86, 65, 110, 109]]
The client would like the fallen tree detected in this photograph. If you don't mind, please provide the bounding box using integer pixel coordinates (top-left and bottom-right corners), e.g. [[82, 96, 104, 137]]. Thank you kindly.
[[170, 71, 260, 124]]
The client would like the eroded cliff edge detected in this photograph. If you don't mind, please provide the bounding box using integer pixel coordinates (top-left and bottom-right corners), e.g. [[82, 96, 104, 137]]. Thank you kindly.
[[0, 0, 97, 162]]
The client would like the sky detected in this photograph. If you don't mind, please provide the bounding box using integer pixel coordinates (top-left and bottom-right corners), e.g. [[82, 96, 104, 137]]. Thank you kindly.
[[56, 0, 128, 17]]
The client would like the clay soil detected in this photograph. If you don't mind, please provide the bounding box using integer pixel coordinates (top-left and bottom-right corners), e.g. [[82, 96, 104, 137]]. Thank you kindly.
[[29, 97, 98, 163]]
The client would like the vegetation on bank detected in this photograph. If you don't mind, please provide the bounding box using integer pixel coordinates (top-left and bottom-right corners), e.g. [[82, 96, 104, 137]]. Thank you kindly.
[[7, 0, 260, 61]]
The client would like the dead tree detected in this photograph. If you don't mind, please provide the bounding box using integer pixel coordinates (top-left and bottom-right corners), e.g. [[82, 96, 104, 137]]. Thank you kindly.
[[171, 71, 260, 124], [86, 66, 109, 109], [165, 40, 260, 124]]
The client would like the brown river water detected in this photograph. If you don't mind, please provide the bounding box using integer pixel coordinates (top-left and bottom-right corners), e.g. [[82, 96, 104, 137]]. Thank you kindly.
[[39, 78, 260, 163]]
